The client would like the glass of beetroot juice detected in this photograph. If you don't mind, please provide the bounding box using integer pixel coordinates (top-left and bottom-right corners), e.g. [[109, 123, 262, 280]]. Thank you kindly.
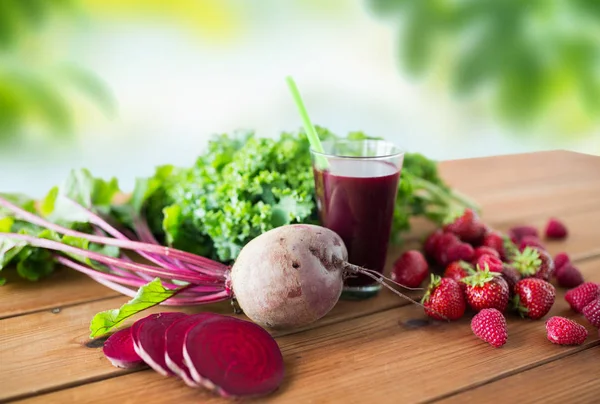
[[310, 139, 404, 300]]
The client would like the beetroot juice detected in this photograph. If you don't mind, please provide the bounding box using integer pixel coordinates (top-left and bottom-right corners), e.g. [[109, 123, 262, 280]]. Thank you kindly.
[[313, 157, 401, 296]]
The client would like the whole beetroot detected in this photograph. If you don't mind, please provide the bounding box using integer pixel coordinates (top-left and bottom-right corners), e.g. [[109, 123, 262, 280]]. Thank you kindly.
[[231, 225, 348, 329]]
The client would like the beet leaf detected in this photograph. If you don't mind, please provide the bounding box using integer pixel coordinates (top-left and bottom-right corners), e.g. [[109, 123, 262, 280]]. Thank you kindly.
[[89, 278, 182, 338]]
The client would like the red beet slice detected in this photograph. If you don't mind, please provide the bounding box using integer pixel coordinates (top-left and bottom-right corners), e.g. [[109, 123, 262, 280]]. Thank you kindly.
[[165, 313, 219, 387], [132, 312, 188, 376], [183, 316, 284, 398], [102, 327, 145, 369]]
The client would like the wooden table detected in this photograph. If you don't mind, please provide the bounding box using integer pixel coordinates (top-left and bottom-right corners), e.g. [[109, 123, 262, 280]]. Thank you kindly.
[[1, 150, 599, 403]]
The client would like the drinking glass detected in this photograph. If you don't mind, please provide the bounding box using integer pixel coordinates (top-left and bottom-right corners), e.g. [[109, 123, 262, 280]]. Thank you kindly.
[[311, 139, 404, 299]]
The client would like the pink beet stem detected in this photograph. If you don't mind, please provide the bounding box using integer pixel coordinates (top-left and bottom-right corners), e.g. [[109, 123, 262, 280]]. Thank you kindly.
[[0, 196, 229, 276], [0, 233, 205, 283], [78, 200, 203, 277], [132, 215, 207, 274], [55, 255, 149, 287]]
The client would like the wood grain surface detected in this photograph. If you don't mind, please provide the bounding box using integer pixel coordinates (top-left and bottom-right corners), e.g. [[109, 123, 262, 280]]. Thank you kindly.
[[2, 150, 599, 404]]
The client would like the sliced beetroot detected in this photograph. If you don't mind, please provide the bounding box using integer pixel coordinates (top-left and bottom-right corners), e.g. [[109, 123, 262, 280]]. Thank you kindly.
[[102, 327, 145, 369], [165, 313, 219, 387], [183, 316, 284, 398], [132, 312, 188, 376]]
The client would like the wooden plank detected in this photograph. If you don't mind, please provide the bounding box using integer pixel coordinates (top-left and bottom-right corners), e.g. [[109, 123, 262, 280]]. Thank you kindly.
[[437, 345, 600, 403], [9, 257, 600, 403], [477, 178, 600, 224], [0, 268, 118, 319], [440, 151, 600, 195], [2, 151, 598, 320]]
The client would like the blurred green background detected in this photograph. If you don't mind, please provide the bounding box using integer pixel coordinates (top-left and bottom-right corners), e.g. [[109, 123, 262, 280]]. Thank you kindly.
[[1, 0, 599, 195]]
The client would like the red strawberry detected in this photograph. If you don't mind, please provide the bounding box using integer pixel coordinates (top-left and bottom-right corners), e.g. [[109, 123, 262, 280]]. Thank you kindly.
[[444, 261, 474, 285], [443, 208, 486, 244], [501, 266, 521, 293], [545, 218, 568, 239], [509, 225, 539, 243], [476, 254, 504, 273], [422, 275, 466, 321], [462, 269, 510, 313], [518, 235, 546, 252], [582, 297, 600, 328], [392, 250, 429, 288], [482, 231, 514, 261], [545, 316, 587, 345], [473, 246, 501, 262], [434, 232, 461, 266], [481, 231, 503, 253], [553, 252, 570, 272], [424, 230, 443, 261], [471, 308, 508, 348], [445, 242, 475, 264], [565, 282, 600, 313], [513, 278, 556, 320], [555, 264, 584, 288], [510, 247, 555, 281]]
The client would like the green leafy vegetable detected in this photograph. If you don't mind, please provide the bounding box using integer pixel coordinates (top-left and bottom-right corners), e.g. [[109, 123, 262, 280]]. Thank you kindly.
[[89, 278, 180, 338], [0, 171, 121, 283]]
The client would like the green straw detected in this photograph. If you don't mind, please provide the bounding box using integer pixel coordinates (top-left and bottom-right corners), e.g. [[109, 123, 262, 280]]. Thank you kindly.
[[285, 76, 325, 155]]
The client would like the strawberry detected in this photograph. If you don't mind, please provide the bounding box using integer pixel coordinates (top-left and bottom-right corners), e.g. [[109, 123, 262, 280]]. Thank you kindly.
[[434, 232, 462, 266], [462, 269, 510, 313], [555, 264, 584, 288], [444, 261, 474, 286], [513, 278, 556, 320], [445, 242, 475, 264], [443, 208, 486, 245], [582, 297, 600, 328], [565, 282, 600, 313], [476, 254, 504, 273], [545, 218, 568, 239], [422, 275, 466, 321], [553, 252, 570, 272], [501, 266, 521, 293], [510, 246, 554, 281], [424, 230, 443, 261], [481, 231, 503, 252], [392, 250, 429, 288], [545, 317, 587, 345], [509, 225, 539, 244], [518, 235, 546, 252], [473, 246, 500, 262], [471, 308, 508, 348], [481, 231, 516, 261]]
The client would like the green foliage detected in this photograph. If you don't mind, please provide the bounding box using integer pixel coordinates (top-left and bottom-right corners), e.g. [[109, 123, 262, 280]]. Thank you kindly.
[[369, 0, 600, 130], [0, 169, 120, 283], [0, 0, 114, 141], [89, 278, 181, 338]]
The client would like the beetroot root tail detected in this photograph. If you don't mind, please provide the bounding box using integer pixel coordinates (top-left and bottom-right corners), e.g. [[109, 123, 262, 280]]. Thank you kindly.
[[343, 262, 449, 321]]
